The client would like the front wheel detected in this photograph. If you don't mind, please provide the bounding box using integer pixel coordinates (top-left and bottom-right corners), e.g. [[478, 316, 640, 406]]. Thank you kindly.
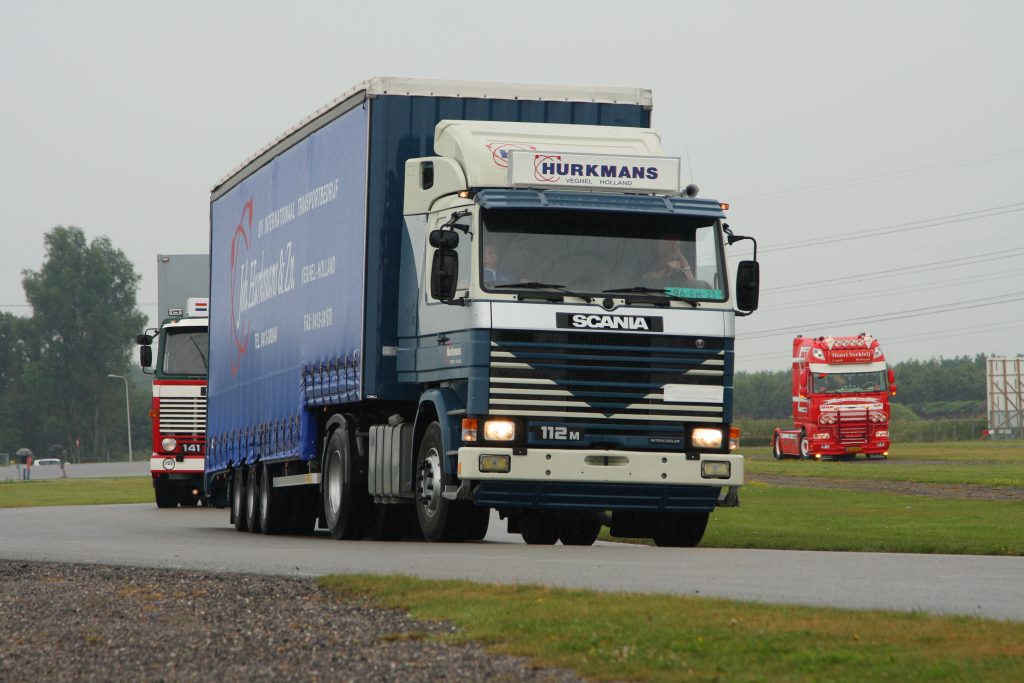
[[154, 478, 177, 508], [799, 432, 811, 459], [772, 434, 784, 460], [557, 511, 602, 546], [415, 423, 463, 542]]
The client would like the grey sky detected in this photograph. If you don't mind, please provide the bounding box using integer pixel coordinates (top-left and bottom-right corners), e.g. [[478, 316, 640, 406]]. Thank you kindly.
[[1, 1, 1021, 372]]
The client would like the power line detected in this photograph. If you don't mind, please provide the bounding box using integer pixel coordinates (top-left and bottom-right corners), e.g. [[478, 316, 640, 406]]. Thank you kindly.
[[763, 247, 1024, 294], [739, 292, 1024, 341], [762, 268, 1021, 312], [761, 202, 1024, 254], [733, 147, 1024, 204]]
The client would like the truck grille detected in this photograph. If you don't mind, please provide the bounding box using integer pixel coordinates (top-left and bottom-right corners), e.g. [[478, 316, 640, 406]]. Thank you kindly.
[[489, 329, 726, 446], [159, 396, 207, 435], [837, 412, 869, 444]]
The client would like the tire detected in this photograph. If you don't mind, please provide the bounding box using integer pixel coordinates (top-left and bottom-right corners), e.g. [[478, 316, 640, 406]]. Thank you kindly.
[[772, 434, 784, 460], [154, 478, 177, 508], [258, 462, 289, 535], [178, 488, 200, 507], [367, 503, 416, 541], [799, 433, 811, 459], [557, 511, 602, 546], [286, 489, 317, 536], [323, 426, 371, 540], [415, 423, 463, 542], [231, 471, 248, 532], [652, 512, 710, 548], [461, 504, 491, 542], [245, 464, 262, 534], [519, 511, 559, 545]]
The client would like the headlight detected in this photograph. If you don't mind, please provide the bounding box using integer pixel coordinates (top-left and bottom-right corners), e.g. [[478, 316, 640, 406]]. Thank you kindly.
[[819, 413, 837, 425], [161, 437, 177, 452], [483, 419, 516, 441], [869, 411, 886, 423], [691, 427, 723, 450]]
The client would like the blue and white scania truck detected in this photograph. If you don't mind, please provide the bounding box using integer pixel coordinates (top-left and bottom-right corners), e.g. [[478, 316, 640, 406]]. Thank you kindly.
[[205, 77, 759, 546]]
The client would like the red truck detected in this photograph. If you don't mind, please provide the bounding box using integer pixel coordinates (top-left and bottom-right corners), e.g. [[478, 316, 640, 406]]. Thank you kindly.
[[772, 334, 896, 460]]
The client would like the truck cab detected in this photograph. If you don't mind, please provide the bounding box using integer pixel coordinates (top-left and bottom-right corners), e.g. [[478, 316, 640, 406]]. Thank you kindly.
[[137, 297, 209, 506]]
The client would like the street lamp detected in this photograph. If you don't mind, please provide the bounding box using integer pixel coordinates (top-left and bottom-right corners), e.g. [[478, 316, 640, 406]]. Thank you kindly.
[[107, 374, 133, 462]]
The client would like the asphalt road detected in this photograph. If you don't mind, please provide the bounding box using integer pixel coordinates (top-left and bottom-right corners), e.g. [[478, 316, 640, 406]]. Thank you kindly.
[[1, 503, 1022, 622]]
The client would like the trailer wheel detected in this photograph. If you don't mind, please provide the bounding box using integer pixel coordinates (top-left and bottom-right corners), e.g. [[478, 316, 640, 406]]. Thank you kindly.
[[415, 422, 464, 542], [652, 511, 709, 547], [245, 464, 262, 533], [519, 511, 559, 545], [259, 462, 289, 535], [231, 471, 248, 532], [772, 434, 785, 460], [323, 427, 370, 540], [154, 478, 177, 508], [557, 511, 602, 546]]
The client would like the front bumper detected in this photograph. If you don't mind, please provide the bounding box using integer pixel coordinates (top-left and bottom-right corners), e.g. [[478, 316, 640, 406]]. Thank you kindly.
[[458, 446, 743, 487]]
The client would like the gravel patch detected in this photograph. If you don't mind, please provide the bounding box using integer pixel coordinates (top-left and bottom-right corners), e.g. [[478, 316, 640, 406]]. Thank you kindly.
[[0, 561, 587, 683]]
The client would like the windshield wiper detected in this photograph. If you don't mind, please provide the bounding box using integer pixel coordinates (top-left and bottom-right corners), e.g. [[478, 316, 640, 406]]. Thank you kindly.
[[601, 286, 699, 307], [494, 281, 593, 302]]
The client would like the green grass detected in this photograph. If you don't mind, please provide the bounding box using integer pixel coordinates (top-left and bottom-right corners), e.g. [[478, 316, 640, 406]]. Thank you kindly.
[[702, 483, 1024, 555], [321, 574, 1024, 683], [0, 477, 152, 508], [743, 440, 1024, 487]]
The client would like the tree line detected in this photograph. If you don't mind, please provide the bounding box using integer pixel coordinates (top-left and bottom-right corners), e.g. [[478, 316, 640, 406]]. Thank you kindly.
[[734, 354, 992, 420], [0, 227, 148, 461]]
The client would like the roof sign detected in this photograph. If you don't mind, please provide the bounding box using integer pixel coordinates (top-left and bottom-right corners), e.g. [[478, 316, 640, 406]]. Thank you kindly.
[[508, 151, 680, 194], [187, 297, 210, 318]]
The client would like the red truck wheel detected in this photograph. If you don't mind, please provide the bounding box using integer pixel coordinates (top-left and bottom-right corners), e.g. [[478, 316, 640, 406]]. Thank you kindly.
[[772, 434, 784, 460]]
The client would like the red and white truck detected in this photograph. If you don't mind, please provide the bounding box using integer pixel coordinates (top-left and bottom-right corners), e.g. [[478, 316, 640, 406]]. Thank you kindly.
[[136, 254, 210, 507], [772, 334, 896, 460]]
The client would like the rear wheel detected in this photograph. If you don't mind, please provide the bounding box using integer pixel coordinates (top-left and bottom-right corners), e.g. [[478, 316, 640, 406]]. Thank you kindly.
[[415, 423, 464, 542], [557, 511, 602, 546], [245, 464, 261, 533], [231, 471, 248, 532], [323, 426, 371, 540], [652, 512, 709, 548], [519, 511, 559, 545], [154, 478, 177, 508]]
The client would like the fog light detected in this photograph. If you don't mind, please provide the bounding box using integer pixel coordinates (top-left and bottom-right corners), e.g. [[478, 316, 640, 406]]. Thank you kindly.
[[479, 454, 511, 473], [701, 460, 730, 479], [484, 419, 515, 441], [691, 427, 723, 449], [161, 437, 177, 452]]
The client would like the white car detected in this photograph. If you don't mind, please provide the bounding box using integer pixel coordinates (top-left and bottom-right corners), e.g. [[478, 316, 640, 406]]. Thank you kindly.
[[34, 458, 61, 466]]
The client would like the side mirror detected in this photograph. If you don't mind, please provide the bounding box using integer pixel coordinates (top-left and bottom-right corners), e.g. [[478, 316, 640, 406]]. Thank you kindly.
[[735, 260, 759, 313], [429, 229, 460, 250], [139, 344, 153, 369], [888, 368, 897, 396], [430, 249, 459, 300], [136, 334, 153, 345]]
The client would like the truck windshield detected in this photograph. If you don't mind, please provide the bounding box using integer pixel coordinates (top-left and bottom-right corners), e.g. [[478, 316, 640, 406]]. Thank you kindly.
[[479, 208, 727, 300], [812, 371, 888, 394], [161, 328, 209, 377]]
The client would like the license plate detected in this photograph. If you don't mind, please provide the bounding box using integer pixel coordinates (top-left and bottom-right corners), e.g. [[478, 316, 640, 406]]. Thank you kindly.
[[182, 443, 204, 454]]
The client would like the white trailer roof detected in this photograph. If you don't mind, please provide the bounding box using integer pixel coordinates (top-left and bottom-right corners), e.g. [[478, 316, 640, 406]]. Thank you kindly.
[[212, 77, 653, 197]]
